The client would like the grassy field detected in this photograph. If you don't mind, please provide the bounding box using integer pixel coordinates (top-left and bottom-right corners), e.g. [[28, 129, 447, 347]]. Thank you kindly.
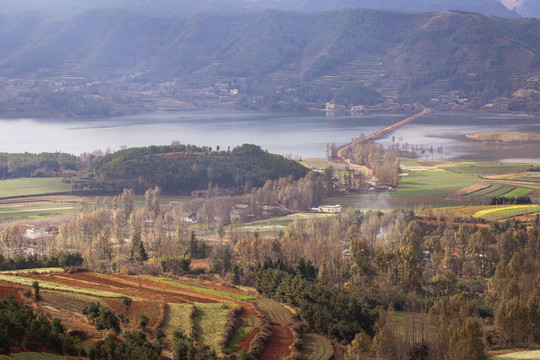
[[440, 162, 531, 177], [0, 201, 77, 222], [325, 168, 475, 210], [503, 187, 534, 198], [0, 192, 194, 223], [239, 213, 335, 236], [161, 303, 195, 340], [2, 353, 69, 360], [490, 350, 540, 359], [323, 159, 540, 212], [0, 268, 65, 274], [473, 205, 540, 220], [387, 311, 431, 343], [147, 277, 256, 300], [193, 303, 231, 357], [0, 178, 71, 198]]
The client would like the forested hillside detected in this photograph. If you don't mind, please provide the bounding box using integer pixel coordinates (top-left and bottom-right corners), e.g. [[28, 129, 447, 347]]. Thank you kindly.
[[84, 144, 309, 194], [1, 8, 540, 113]]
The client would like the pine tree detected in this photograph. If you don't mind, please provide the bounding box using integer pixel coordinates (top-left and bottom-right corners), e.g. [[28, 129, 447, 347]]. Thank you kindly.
[[136, 242, 149, 263]]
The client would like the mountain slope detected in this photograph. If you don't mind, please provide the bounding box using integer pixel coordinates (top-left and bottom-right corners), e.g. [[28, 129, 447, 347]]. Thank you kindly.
[[500, 0, 540, 18], [0, 8, 539, 110], [0, 0, 521, 18]]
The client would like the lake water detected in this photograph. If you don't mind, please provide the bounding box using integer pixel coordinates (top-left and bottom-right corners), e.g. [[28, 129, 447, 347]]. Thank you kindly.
[[0, 110, 539, 163]]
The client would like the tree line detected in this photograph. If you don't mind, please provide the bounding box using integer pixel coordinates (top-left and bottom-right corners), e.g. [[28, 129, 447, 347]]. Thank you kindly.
[[0, 152, 76, 179]]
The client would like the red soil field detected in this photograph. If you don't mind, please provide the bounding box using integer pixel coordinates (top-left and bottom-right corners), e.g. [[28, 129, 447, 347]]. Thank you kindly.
[[417, 161, 443, 166], [260, 324, 292, 360], [23, 273, 184, 303], [0, 281, 26, 301], [105, 299, 163, 330], [236, 328, 259, 354], [106, 274, 219, 303]]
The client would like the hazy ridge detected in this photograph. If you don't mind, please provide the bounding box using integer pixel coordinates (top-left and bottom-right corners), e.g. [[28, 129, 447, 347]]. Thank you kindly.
[[1, 7, 540, 114]]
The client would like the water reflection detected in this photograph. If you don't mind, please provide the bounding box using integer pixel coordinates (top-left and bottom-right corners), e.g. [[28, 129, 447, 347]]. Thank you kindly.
[[0, 111, 538, 163]]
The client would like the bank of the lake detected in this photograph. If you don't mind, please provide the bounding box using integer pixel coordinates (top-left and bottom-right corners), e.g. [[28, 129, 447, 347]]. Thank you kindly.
[[0, 110, 538, 163]]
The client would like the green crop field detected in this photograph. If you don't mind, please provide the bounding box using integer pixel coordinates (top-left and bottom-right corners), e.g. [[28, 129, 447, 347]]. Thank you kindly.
[[253, 299, 293, 324], [0, 178, 71, 198], [473, 205, 540, 220], [302, 333, 333, 360], [325, 168, 476, 210], [440, 162, 531, 177], [226, 326, 253, 353], [193, 303, 231, 357], [0, 201, 77, 222], [161, 303, 195, 340], [465, 183, 505, 197], [486, 185, 516, 197], [240, 213, 334, 236], [503, 187, 534, 198]]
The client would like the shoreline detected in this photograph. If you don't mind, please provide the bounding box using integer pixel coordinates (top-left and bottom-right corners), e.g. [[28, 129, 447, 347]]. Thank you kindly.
[[0, 107, 539, 120]]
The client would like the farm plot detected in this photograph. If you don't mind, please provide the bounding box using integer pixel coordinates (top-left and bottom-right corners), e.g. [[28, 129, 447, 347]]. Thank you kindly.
[[253, 299, 294, 360], [262, 325, 292, 360], [0, 178, 71, 198], [161, 303, 195, 340], [448, 183, 491, 197], [490, 350, 540, 360], [473, 205, 540, 221], [464, 183, 506, 197], [503, 187, 534, 198], [193, 303, 231, 357], [484, 185, 516, 197], [442, 163, 531, 177], [254, 299, 293, 324], [0, 274, 128, 299], [0, 280, 26, 301], [302, 333, 333, 360], [227, 326, 254, 353], [4, 353, 69, 360], [147, 276, 255, 300], [81, 273, 216, 303]]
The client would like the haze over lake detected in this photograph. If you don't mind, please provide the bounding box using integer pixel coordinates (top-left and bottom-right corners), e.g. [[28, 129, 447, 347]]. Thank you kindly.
[[2, 111, 539, 163]]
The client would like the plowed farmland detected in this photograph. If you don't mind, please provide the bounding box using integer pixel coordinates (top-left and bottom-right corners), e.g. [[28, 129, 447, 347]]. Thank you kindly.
[[0, 270, 324, 359], [302, 333, 334, 360]]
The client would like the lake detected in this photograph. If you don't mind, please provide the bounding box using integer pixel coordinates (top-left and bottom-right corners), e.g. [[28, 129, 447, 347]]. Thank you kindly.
[[1, 110, 539, 163]]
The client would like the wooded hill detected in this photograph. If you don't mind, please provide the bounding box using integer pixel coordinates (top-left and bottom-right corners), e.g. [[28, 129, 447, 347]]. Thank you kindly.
[[83, 144, 309, 194], [1, 8, 539, 109]]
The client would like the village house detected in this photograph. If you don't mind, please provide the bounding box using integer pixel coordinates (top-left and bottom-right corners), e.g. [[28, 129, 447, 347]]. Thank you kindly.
[[317, 205, 342, 213], [24, 227, 49, 240]]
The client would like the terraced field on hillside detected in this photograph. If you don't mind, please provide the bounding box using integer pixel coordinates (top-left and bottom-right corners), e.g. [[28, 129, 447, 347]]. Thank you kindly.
[[0, 271, 325, 359]]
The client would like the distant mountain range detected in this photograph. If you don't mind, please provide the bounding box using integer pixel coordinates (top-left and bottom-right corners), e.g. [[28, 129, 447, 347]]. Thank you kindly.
[[0, 7, 539, 113], [500, 0, 540, 18], [0, 0, 533, 18]]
